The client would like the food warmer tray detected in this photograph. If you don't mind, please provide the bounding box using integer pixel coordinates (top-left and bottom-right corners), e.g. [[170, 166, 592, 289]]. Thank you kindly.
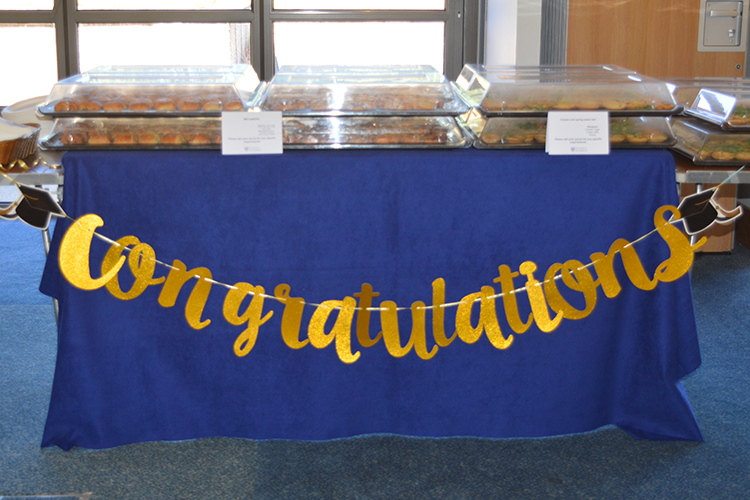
[[38, 65, 263, 118]]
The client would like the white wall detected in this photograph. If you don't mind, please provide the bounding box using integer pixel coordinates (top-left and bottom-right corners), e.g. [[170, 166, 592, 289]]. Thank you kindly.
[[485, 0, 542, 66]]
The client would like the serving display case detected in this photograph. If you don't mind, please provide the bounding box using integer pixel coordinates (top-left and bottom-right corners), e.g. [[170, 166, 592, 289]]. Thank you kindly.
[[670, 116, 750, 165], [259, 65, 469, 116], [38, 65, 263, 117], [461, 109, 674, 149], [454, 64, 679, 116], [41, 117, 222, 150], [666, 77, 750, 109], [41, 115, 471, 151], [685, 87, 750, 130], [282, 116, 470, 149]]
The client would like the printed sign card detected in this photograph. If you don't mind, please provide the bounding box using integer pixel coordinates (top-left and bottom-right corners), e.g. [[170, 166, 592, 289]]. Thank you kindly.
[[545, 111, 610, 155], [222, 111, 283, 155]]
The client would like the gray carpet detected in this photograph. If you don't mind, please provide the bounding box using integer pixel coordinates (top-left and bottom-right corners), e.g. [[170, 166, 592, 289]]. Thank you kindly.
[[1, 219, 748, 499]]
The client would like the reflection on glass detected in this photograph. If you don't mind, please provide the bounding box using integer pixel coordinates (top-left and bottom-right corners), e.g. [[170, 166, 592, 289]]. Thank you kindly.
[[274, 22, 444, 73], [0, 0, 53, 9], [78, 23, 251, 72], [77, 0, 250, 10], [0, 25, 58, 106], [274, 0, 443, 9]]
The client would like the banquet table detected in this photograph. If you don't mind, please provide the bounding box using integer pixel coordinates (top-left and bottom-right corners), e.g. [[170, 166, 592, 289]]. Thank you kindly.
[[39, 148, 703, 450]]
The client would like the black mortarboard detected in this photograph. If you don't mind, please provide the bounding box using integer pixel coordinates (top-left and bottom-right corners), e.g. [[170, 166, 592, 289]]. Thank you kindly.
[[6, 184, 66, 230], [677, 188, 743, 235]]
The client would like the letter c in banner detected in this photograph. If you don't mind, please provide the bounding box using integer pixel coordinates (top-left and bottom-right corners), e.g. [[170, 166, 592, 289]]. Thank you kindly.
[[59, 214, 125, 290]]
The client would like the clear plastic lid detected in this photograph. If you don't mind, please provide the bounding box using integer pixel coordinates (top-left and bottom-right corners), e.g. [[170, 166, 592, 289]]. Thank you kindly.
[[260, 65, 467, 116], [455, 64, 636, 89], [671, 116, 750, 164], [276, 64, 443, 78], [39, 65, 262, 117], [665, 77, 750, 108], [41, 116, 222, 150], [461, 109, 674, 149], [282, 116, 470, 149], [685, 87, 750, 129], [454, 64, 678, 116]]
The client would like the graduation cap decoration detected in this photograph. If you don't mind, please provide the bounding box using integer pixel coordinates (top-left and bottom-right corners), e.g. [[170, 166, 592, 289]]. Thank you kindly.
[[676, 188, 743, 235], [0, 181, 66, 230]]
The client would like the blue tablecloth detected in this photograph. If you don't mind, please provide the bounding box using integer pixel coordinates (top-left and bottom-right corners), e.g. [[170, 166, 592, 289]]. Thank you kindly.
[[39, 148, 702, 450]]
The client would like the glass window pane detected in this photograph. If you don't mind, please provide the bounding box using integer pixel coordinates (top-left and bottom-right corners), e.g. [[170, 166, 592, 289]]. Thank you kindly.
[[77, 0, 250, 10], [274, 22, 445, 73], [78, 23, 251, 72], [0, 25, 58, 106], [0, 0, 53, 9], [274, 0, 444, 9]]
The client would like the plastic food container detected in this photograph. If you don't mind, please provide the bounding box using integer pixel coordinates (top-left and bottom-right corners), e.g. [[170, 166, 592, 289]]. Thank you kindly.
[[259, 65, 469, 116], [685, 87, 750, 130], [41, 116, 222, 150], [282, 116, 471, 149], [38, 65, 262, 117], [461, 109, 675, 149], [670, 116, 750, 165], [454, 64, 679, 116], [666, 77, 750, 109]]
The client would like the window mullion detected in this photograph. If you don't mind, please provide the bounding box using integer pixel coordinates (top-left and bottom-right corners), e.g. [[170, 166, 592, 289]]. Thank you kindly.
[[268, 10, 450, 21], [71, 10, 254, 23]]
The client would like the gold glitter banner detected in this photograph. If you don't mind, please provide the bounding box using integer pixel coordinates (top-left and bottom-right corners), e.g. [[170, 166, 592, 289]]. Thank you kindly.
[[4, 166, 743, 363], [55, 205, 706, 364]]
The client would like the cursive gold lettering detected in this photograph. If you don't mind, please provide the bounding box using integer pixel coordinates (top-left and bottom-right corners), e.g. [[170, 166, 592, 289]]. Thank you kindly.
[[493, 265, 533, 333], [308, 298, 360, 363], [353, 283, 382, 347], [102, 236, 165, 300], [157, 260, 213, 330], [543, 260, 597, 320], [274, 284, 308, 349], [519, 262, 562, 332], [59, 214, 124, 290], [225, 283, 274, 357]]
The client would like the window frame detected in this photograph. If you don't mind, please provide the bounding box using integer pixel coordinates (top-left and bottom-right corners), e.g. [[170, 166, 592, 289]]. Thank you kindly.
[[1, 0, 484, 103]]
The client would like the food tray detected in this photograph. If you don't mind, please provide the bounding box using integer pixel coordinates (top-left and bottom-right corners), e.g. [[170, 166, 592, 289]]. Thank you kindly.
[[684, 87, 750, 130], [454, 64, 679, 116], [259, 65, 468, 116], [461, 109, 674, 149], [41, 116, 222, 150], [38, 65, 262, 117], [670, 116, 750, 165], [282, 116, 471, 149], [0, 118, 41, 164]]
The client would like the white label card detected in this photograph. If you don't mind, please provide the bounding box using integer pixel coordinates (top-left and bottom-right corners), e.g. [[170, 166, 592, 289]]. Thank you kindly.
[[545, 111, 610, 155], [221, 111, 283, 155]]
